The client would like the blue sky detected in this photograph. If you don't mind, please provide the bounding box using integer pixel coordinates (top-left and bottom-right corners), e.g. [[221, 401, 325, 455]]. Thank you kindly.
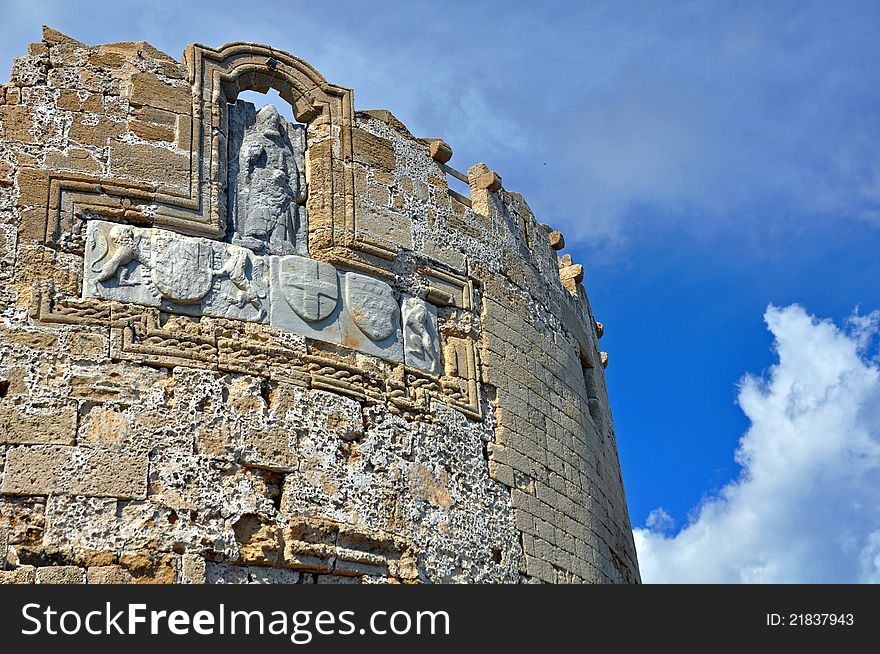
[[3, 1, 880, 581]]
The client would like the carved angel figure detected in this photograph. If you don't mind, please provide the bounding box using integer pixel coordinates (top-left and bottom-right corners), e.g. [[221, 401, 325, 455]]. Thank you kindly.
[[234, 104, 306, 256], [403, 298, 438, 370]]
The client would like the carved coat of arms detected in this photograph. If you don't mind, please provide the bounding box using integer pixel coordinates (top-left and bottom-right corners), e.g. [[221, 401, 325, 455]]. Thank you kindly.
[[151, 234, 214, 304], [279, 255, 339, 322], [344, 273, 399, 342]]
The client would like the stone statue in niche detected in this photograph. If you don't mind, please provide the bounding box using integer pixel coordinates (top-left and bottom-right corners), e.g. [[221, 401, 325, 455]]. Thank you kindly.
[[231, 104, 307, 256], [402, 296, 442, 375]]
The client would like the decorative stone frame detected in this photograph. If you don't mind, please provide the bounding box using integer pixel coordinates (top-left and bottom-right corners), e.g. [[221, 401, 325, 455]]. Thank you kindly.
[[25, 39, 482, 420], [189, 42, 355, 252]]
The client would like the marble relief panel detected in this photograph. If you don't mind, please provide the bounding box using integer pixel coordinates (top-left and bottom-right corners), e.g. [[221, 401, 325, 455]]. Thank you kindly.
[[82, 220, 439, 372]]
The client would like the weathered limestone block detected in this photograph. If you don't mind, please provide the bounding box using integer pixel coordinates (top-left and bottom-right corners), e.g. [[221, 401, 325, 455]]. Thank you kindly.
[[128, 72, 191, 114], [65, 363, 166, 404], [0, 105, 39, 144], [280, 517, 397, 577], [56, 89, 87, 111], [133, 106, 178, 128], [147, 452, 275, 516], [0, 565, 35, 584], [305, 388, 363, 442], [108, 142, 190, 188], [558, 261, 584, 295], [179, 554, 206, 584], [68, 331, 109, 358], [0, 401, 77, 445], [117, 552, 178, 584], [240, 426, 298, 472], [357, 205, 414, 250], [129, 119, 175, 142], [422, 236, 467, 271], [45, 148, 102, 174], [77, 404, 189, 457], [558, 262, 584, 284], [428, 139, 453, 164], [232, 514, 282, 565], [205, 562, 300, 584], [87, 565, 135, 584], [475, 170, 503, 192], [549, 231, 565, 250], [15, 167, 50, 207], [0, 497, 45, 547], [1, 446, 148, 499], [352, 128, 396, 171], [69, 115, 125, 147], [41, 495, 237, 562], [37, 565, 85, 584]]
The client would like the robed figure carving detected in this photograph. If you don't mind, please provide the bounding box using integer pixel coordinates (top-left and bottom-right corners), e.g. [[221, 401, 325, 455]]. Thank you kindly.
[[231, 104, 307, 256]]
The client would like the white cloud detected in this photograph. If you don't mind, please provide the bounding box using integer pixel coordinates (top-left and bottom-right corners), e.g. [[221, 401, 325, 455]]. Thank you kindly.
[[634, 304, 880, 583], [645, 507, 675, 533]]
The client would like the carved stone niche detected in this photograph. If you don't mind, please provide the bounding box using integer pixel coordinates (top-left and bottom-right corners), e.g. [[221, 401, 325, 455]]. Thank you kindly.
[[32, 38, 473, 325], [204, 44, 347, 255], [39, 41, 350, 254]]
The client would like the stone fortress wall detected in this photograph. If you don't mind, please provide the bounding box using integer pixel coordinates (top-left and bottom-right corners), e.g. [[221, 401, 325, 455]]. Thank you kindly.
[[0, 27, 640, 584]]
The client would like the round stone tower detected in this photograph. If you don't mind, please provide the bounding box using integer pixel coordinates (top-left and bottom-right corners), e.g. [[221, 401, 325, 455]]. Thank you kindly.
[[0, 27, 639, 584]]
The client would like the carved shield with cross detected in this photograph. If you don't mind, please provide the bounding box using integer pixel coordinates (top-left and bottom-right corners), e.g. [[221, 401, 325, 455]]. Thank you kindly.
[[279, 254, 339, 322]]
